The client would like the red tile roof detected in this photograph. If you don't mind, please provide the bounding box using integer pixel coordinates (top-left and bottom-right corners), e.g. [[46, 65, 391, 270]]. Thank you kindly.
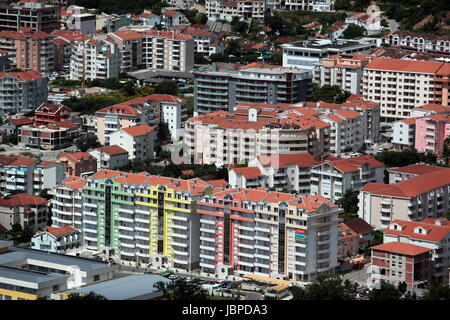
[[317, 155, 383, 173], [385, 219, 450, 243], [63, 176, 86, 190], [7, 117, 33, 126], [389, 164, 447, 176], [257, 153, 320, 169], [96, 104, 142, 116], [121, 124, 154, 137], [414, 103, 450, 113], [35, 103, 70, 115], [399, 118, 417, 125], [0, 70, 42, 81], [36, 161, 59, 167], [361, 168, 450, 197], [58, 152, 96, 163], [206, 179, 228, 187], [112, 30, 145, 41], [231, 167, 262, 179], [365, 58, 448, 74], [96, 145, 128, 156], [0, 193, 47, 207], [371, 242, 431, 256], [9, 157, 38, 167], [38, 226, 78, 237]]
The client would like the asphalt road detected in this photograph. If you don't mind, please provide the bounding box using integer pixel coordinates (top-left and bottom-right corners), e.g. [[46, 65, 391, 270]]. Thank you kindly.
[[342, 263, 370, 287]]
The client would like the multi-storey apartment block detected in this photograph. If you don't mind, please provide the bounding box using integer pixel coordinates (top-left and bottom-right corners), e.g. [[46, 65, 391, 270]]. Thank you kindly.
[[0, 0, 59, 33], [110, 124, 155, 161], [70, 38, 121, 81], [78, 170, 211, 269], [57, 152, 97, 177], [20, 120, 80, 150], [359, 167, 450, 230], [369, 242, 432, 289], [0, 155, 39, 195], [310, 155, 385, 203], [89, 145, 129, 170], [383, 30, 450, 53], [362, 58, 450, 125], [32, 226, 83, 254], [181, 28, 219, 55], [282, 38, 378, 70], [306, 95, 381, 144], [0, 70, 48, 116], [0, 193, 48, 232], [320, 109, 365, 156], [51, 176, 86, 230], [193, 62, 312, 115], [206, 0, 265, 22], [185, 109, 330, 165], [107, 29, 194, 73], [95, 97, 161, 145], [393, 118, 417, 150], [197, 190, 341, 282], [0, 30, 55, 73], [34, 103, 71, 126], [313, 53, 375, 94], [229, 153, 321, 194], [384, 218, 450, 284]]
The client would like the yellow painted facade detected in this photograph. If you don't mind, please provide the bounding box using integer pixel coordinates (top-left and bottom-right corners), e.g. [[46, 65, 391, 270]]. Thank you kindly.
[[0, 288, 37, 300]]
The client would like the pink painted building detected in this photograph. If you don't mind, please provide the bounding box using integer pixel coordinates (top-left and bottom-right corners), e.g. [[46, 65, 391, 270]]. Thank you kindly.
[[415, 114, 450, 158]]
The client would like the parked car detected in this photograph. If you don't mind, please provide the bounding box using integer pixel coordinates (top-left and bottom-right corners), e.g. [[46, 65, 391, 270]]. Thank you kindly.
[[19, 145, 30, 150]]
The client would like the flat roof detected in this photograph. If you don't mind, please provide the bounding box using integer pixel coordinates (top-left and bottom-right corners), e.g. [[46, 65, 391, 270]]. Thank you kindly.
[[0, 246, 112, 273], [282, 39, 374, 50], [0, 265, 69, 284], [61, 274, 172, 300]]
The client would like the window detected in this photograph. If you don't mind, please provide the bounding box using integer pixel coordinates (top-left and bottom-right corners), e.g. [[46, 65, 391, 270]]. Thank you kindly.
[[94, 275, 100, 281]]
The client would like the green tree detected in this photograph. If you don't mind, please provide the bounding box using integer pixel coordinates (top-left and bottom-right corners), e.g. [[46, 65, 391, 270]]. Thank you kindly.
[[66, 292, 108, 300], [154, 278, 209, 300], [421, 284, 450, 300], [39, 188, 53, 200], [154, 80, 178, 95], [368, 282, 402, 300], [342, 24, 366, 39], [231, 17, 248, 33], [158, 121, 171, 142], [311, 85, 350, 103], [290, 276, 355, 300], [75, 135, 102, 152], [444, 210, 450, 220], [224, 39, 241, 57]]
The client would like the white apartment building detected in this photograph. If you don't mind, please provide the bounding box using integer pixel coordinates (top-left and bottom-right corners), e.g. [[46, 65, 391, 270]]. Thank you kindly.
[[281, 0, 334, 11], [108, 29, 194, 73], [70, 38, 121, 81], [0, 71, 48, 116], [393, 118, 416, 150], [362, 58, 450, 125], [282, 38, 378, 70], [33, 161, 65, 195], [32, 226, 83, 254], [229, 153, 321, 194], [89, 145, 129, 170], [320, 109, 364, 156], [305, 96, 381, 145], [313, 53, 375, 94], [185, 110, 330, 165], [384, 218, 450, 284], [384, 31, 450, 53], [206, 0, 265, 22], [311, 155, 385, 203], [358, 168, 450, 230], [345, 12, 382, 36], [142, 30, 194, 72], [50, 176, 86, 230], [109, 125, 155, 161], [155, 94, 187, 140]]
